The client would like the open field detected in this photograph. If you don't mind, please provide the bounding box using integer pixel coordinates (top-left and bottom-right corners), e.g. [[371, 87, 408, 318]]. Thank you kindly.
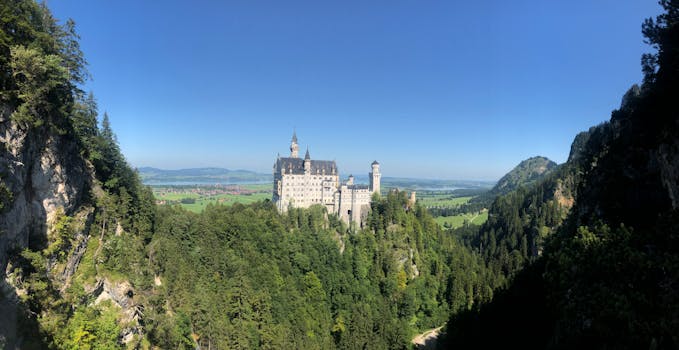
[[152, 184, 272, 213], [418, 195, 473, 208], [415, 191, 489, 229], [434, 210, 488, 229]]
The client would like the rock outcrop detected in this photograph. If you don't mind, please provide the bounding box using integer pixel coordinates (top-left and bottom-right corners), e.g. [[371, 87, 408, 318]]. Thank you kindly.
[[0, 109, 92, 269], [0, 108, 94, 348], [90, 278, 144, 344]]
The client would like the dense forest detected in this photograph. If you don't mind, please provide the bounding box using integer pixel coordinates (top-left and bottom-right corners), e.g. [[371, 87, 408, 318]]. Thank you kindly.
[[440, 1, 679, 348], [143, 191, 500, 349]]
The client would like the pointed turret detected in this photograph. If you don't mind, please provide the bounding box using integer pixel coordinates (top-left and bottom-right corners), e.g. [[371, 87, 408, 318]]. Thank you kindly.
[[304, 147, 311, 173], [290, 131, 299, 158]]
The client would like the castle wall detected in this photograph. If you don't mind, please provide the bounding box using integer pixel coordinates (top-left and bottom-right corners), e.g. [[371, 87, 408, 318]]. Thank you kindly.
[[337, 186, 373, 226], [275, 170, 338, 211]]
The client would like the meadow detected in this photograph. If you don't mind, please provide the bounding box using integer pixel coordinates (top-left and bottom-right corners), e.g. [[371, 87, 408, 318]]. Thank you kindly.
[[418, 195, 473, 208], [434, 210, 488, 229], [417, 191, 489, 229], [152, 184, 271, 213]]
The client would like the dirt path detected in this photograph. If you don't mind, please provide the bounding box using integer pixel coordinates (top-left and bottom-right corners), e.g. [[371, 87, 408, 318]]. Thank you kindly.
[[412, 326, 443, 349]]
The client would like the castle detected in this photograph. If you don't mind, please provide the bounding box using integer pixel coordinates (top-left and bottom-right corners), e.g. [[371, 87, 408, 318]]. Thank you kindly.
[[272, 133, 381, 225]]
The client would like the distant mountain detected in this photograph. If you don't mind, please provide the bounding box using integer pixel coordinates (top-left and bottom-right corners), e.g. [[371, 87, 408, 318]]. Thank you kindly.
[[464, 156, 557, 211], [488, 156, 557, 197], [137, 167, 272, 184], [381, 177, 494, 191]]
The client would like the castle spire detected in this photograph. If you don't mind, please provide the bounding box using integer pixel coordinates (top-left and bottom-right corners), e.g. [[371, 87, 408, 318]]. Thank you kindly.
[[304, 147, 311, 173], [290, 131, 299, 158]]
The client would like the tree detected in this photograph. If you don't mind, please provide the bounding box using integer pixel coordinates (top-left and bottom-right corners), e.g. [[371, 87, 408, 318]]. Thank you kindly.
[[641, 0, 679, 85]]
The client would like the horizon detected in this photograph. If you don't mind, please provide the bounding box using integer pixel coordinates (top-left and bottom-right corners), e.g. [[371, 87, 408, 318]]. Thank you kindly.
[[48, 1, 662, 181], [137, 165, 498, 183]]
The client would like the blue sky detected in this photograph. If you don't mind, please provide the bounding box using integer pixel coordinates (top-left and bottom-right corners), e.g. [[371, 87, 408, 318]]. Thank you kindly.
[[49, 0, 661, 180]]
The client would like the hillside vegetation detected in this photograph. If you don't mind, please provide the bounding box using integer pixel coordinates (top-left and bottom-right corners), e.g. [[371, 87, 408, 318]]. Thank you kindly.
[[441, 2, 679, 348], [467, 156, 557, 209], [146, 191, 499, 349], [488, 156, 557, 196]]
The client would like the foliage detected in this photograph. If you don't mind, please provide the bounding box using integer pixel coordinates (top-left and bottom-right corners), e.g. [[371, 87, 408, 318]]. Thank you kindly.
[[9, 45, 68, 127], [0, 175, 12, 213], [440, 2, 679, 348], [56, 304, 121, 350], [459, 163, 575, 280], [43, 208, 73, 260], [144, 192, 497, 349]]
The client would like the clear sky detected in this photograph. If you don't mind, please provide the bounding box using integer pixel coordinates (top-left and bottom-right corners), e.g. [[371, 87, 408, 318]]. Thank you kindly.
[[48, 0, 661, 180]]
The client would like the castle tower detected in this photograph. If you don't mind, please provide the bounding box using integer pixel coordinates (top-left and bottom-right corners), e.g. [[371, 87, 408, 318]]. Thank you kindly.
[[370, 160, 381, 194], [304, 148, 311, 173], [290, 131, 299, 158]]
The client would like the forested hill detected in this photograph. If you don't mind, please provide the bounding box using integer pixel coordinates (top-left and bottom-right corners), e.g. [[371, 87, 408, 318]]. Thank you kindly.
[[441, 2, 679, 348], [466, 156, 557, 210], [488, 156, 557, 197]]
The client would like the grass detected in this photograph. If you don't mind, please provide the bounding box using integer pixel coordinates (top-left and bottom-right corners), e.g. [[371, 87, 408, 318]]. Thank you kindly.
[[180, 193, 271, 212], [434, 210, 488, 229], [418, 195, 473, 208]]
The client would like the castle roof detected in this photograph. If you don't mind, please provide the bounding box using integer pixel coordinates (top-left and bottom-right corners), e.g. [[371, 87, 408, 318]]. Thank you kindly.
[[276, 157, 336, 175], [304, 148, 310, 160], [291, 131, 298, 143], [372, 160, 379, 165]]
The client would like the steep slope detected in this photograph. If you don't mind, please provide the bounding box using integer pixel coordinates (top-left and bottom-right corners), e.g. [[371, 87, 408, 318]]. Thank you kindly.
[[441, 3, 679, 348], [0, 2, 154, 348], [457, 155, 573, 280], [0, 107, 93, 348], [0, 114, 92, 267]]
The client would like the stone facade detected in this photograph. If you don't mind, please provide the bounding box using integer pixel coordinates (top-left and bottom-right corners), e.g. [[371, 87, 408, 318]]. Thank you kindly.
[[273, 133, 380, 226]]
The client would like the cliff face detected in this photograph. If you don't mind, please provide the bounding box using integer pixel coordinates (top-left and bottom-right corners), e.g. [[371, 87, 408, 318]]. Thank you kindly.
[[566, 87, 679, 231], [0, 109, 95, 347], [0, 109, 92, 269]]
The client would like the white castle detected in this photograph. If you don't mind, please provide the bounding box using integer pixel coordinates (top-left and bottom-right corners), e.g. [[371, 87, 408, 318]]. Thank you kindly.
[[273, 132, 381, 225]]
